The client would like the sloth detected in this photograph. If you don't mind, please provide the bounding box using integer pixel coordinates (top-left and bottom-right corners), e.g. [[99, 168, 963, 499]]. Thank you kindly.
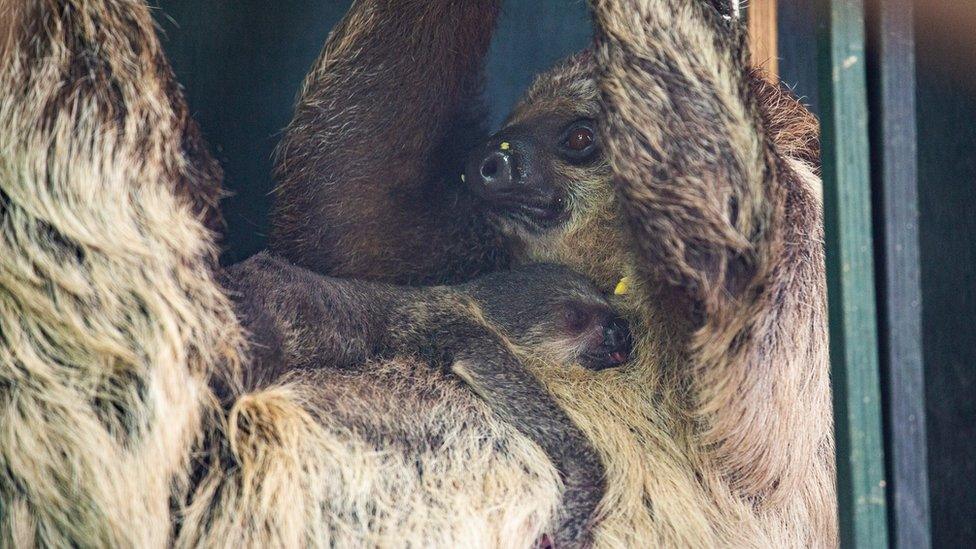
[[272, 0, 836, 545], [221, 254, 633, 544], [0, 0, 834, 546], [225, 255, 631, 381]]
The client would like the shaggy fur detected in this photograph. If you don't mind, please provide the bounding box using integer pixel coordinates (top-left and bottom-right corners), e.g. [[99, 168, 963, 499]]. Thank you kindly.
[[0, 0, 835, 546], [272, 0, 836, 545], [590, 0, 832, 503], [530, 1, 836, 543], [0, 1, 565, 546], [272, 0, 510, 285], [473, 3, 836, 543], [0, 0, 240, 545], [222, 256, 636, 545]]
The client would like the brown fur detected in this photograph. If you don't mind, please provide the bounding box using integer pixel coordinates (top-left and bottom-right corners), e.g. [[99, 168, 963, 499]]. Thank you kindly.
[[221, 257, 629, 545], [1, 0, 835, 546], [272, 0, 509, 285], [270, 0, 836, 544], [0, 2, 566, 546], [578, 0, 834, 541]]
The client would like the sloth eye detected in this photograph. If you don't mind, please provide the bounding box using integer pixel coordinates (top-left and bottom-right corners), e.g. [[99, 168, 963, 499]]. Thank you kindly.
[[559, 121, 598, 161], [564, 126, 594, 151], [563, 304, 593, 333]]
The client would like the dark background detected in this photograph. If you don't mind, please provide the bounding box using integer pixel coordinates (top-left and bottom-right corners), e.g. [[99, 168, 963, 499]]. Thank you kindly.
[[154, 1, 974, 545], [912, 3, 976, 544]]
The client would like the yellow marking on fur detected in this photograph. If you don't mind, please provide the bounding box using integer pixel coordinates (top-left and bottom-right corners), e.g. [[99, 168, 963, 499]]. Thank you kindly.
[[500, 142, 510, 151], [614, 276, 631, 295]]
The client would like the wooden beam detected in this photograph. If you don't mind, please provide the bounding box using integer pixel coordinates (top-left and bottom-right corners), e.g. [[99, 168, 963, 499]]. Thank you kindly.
[[865, 0, 931, 547], [748, 0, 779, 78], [815, 0, 890, 546]]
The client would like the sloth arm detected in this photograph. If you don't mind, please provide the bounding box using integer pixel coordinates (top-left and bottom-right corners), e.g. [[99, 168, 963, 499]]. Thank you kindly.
[[225, 255, 604, 545], [222, 252, 404, 390], [590, 0, 830, 502], [1, 0, 237, 545], [447, 333, 604, 547], [271, 0, 508, 285]]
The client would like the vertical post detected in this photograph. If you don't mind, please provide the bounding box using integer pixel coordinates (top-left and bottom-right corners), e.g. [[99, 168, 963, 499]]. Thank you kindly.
[[747, 0, 779, 78], [865, 0, 931, 547], [815, 0, 890, 547]]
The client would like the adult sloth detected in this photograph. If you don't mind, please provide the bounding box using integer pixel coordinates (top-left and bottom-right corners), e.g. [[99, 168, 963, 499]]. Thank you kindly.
[[273, 0, 836, 545], [0, 0, 834, 546]]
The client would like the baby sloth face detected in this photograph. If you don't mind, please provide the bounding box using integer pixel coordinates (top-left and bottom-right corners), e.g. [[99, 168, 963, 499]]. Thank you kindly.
[[461, 264, 633, 370], [555, 299, 632, 370]]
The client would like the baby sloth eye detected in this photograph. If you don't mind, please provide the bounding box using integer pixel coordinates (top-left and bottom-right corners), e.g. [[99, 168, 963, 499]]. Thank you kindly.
[[559, 121, 598, 161], [563, 305, 593, 333]]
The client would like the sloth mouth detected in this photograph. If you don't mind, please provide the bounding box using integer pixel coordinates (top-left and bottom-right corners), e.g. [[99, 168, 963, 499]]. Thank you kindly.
[[486, 194, 569, 232], [581, 348, 630, 371]]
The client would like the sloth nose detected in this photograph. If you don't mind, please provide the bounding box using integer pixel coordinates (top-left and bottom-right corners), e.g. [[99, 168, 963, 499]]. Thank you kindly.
[[476, 150, 516, 193], [465, 133, 554, 207], [602, 317, 632, 363]]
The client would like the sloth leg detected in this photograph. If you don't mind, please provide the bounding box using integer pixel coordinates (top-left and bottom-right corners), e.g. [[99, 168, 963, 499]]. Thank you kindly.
[[589, 0, 832, 507]]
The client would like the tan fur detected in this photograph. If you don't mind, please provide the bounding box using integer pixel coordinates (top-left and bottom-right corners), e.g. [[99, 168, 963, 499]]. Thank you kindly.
[[0, 0, 19, 62], [494, 2, 835, 544], [550, 0, 835, 544], [1, 1, 562, 546], [179, 364, 562, 548], [0, 0, 241, 545], [1, 0, 834, 547]]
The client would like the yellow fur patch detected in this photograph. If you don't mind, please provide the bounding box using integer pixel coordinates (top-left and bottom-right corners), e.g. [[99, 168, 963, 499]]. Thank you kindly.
[[613, 276, 631, 295]]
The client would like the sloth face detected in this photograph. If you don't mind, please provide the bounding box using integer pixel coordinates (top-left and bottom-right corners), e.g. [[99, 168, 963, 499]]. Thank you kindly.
[[465, 51, 608, 241], [465, 52, 630, 293], [462, 264, 632, 371], [464, 114, 607, 234], [548, 294, 632, 371]]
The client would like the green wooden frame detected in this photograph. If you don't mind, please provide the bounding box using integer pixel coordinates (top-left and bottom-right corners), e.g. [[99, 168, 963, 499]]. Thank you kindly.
[[816, 0, 890, 546]]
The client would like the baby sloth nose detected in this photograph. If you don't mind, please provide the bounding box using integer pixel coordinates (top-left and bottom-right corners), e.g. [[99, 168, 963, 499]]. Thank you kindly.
[[477, 150, 516, 192], [581, 315, 632, 371], [604, 317, 629, 349], [602, 317, 632, 366]]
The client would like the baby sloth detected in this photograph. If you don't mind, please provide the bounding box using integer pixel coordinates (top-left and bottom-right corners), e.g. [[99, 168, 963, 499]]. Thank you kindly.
[[458, 266, 632, 371], [224, 253, 632, 546]]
